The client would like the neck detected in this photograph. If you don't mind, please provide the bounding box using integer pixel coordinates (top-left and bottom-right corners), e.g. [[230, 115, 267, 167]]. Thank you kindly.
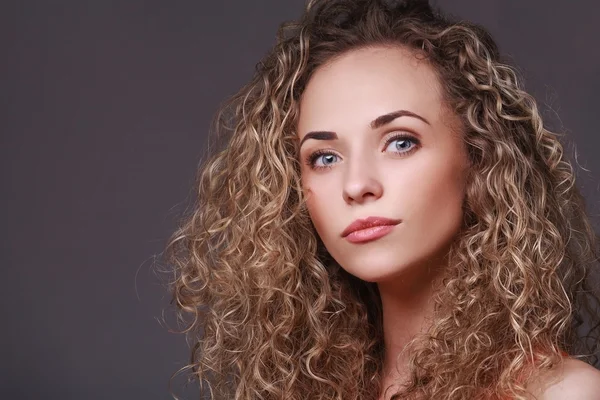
[[377, 255, 447, 394]]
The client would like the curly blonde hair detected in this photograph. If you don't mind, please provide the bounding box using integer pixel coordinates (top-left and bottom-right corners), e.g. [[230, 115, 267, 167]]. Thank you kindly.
[[163, 0, 600, 398]]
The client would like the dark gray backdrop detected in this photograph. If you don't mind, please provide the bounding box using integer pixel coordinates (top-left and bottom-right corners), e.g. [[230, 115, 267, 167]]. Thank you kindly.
[[2, 1, 599, 399]]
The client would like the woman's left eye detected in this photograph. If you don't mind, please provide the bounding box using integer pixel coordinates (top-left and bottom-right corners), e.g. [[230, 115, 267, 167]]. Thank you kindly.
[[384, 134, 420, 154]]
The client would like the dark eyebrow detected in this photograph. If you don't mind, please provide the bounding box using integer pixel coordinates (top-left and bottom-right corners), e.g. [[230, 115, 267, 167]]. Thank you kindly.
[[298, 131, 338, 148], [370, 109, 430, 129], [299, 109, 430, 148]]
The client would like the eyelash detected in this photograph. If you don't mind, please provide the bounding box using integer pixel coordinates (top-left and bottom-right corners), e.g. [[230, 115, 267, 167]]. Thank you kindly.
[[304, 133, 421, 170]]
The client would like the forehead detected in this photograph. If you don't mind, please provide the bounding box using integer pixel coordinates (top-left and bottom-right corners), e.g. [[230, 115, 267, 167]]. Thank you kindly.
[[298, 46, 444, 132]]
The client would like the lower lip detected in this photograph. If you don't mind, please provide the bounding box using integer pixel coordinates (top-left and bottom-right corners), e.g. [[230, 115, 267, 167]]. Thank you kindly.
[[344, 224, 397, 243]]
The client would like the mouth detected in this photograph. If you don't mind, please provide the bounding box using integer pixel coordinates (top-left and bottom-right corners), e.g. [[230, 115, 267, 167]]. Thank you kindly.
[[341, 216, 402, 244]]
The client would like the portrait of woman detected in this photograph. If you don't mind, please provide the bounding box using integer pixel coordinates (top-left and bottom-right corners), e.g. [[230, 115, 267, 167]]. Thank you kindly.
[[164, 0, 600, 398]]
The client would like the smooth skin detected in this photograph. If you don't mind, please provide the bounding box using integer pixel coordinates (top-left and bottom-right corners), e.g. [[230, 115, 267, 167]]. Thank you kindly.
[[296, 45, 600, 399]]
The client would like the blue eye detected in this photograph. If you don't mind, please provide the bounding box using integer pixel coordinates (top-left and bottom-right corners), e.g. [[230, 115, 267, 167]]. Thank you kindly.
[[307, 151, 339, 169], [384, 134, 419, 153], [304, 133, 420, 171]]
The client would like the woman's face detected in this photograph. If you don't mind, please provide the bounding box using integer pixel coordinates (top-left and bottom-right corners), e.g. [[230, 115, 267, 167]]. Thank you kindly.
[[297, 46, 470, 284]]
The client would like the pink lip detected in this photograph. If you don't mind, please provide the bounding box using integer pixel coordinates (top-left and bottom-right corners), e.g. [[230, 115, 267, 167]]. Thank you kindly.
[[341, 216, 402, 243]]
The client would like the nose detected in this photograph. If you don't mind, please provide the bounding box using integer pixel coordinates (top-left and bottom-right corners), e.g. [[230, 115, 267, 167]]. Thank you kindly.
[[342, 153, 384, 204]]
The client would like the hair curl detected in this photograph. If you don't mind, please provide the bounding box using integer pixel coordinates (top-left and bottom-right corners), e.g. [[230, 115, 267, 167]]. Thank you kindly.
[[163, 0, 600, 398]]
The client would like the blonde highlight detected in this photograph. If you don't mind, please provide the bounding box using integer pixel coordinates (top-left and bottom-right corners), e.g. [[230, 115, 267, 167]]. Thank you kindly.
[[163, 1, 600, 399]]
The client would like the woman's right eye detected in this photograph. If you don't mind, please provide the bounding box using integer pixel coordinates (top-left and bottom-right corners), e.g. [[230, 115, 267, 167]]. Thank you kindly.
[[305, 150, 340, 170]]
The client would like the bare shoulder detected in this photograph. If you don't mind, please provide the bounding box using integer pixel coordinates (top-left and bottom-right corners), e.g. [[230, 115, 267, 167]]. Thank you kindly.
[[527, 358, 600, 400]]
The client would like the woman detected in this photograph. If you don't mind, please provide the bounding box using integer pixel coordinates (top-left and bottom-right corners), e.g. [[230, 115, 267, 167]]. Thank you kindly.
[[164, 0, 600, 398]]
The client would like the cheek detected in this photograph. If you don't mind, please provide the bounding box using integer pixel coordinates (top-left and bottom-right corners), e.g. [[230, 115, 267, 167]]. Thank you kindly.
[[304, 181, 338, 237], [303, 184, 324, 226], [409, 165, 466, 236]]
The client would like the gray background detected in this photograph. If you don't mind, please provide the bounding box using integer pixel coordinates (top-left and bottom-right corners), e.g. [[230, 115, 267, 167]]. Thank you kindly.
[[2, 1, 599, 399]]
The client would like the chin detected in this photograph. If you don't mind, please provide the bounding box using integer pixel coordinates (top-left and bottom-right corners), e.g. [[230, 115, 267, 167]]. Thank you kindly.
[[339, 250, 443, 286], [341, 259, 411, 283], [352, 270, 406, 284]]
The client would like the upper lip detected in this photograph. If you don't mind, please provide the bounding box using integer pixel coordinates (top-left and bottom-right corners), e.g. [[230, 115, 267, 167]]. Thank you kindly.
[[341, 216, 402, 237]]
